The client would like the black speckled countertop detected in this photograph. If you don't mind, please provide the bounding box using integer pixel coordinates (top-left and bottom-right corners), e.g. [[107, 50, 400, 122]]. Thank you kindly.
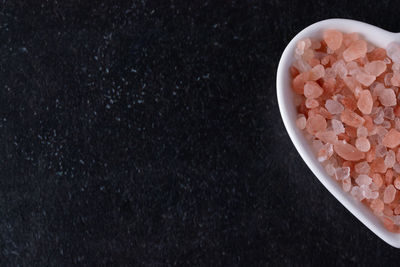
[[2, 1, 400, 266]]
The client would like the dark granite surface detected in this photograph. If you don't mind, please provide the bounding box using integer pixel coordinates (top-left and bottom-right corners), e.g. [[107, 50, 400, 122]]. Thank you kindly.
[[2, 0, 400, 266]]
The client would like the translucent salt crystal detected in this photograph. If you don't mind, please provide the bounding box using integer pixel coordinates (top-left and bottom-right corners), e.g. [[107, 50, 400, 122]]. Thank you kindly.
[[375, 144, 387, 157], [296, 115, 307, 130], [312, 139, 323, 152], [334, 166, 350, 181], [343, 40, 367, 62], [383, 185, 396, 203], [371, 199, 384, 213], [369, 191, 379, 199], [382, 120, 391, 129], [394, 177, 400, 190], [304, 38, 312, 49], [368, 134, 381, 146], [382, 129, 400, 148], [305, 98, 319, 108], [354, 87, 362, 98], [379, 89, 397, 106], [323, 29, 343, 50], [370, 82, 385, 97], [325, 99, 344, 115], [351, 186, 365, 201], [295, 40, 306, 55], [304, 81, 323, 99], [384, 107, 395, 120], [311, 39, 321, 50], [355, 137, 371, 152], [332, 119, 345, 134], [355, 161, 370, 174], [324, 67, 336, 79], [393, 216, 400, 226], [341, 109, 365, 128], [387, 42, 400, 63], [317, 143, 334, 162], [394, 162, 400, 174], [385, 150, 396, 168], [373, 108, 384, 124], [360, 185, 372, 198], [325, 163, 336, 176], [342, 177, 352, 192], [357, 126, 368, 137], [306, 114, 327, 135], [333, 141, 365, 161], [376, 126, 388, 138], [332, 60, 347, 78], [357, 90, 373, 115], [309, 64, 325, 81], [364, 60, 387, 76], [384, 73, 393, 87], [356, 72, 376, 86], [394, 63, 400, 72], [367, 42, 375, 53], [356, 174, 372, 185], [293, 59, 311, 72], [395, 117, 400, 131]]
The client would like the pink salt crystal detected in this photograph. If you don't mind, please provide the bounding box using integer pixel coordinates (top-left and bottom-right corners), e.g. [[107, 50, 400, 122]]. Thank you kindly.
[[355, 137, 371, 152], [364, 60, 387, 76], [305, 98, 319, 109], [355, 72, 376, 86], [325, 163, 336, 176], [357, 126, 368, 137], [369, 191, 379, 200], [370, 82, 385, 97], [306, 114, 327, 135], [334, 141, 365, 161], [379, 89, 397, 106], [384, 107, 395, 120], [309, 64, 325, 81], [315, 130, 338, 144], [304, 81, 323, 99], [383, 185, 397, 204], [382, 120, 392, 129], [323, 29, 343, 51], [335, 166, 350, 180], [343, 40, 367, 62], [387, 42, 400, 63], [331, 119, 345, 135], [357, 90, 373, 115], [394, 163, 400, 174], [295, 40, 306, 55], [296, 115, 307, 130], [293, 59, 311, 73], [340, 109, 365, 128], [342, 177, 352, 192], [325, 99, 344, 115], [312, 139, 324, 152], [351, 186, 364, 201], [311, 39, 321, 49], [343, 76, 361, 93], [318, 143, 334, 162], [391, 72, 400, 86], [375, 144, 387, 158], [394, 177, 400, 190], [384, 73, 393, 87], [382, 129, 400, 148], [385, 150, 396, 168], [373, 108, 384, 125], [355, 162, 370, 174], [332, 60, 347, 78], [371, 198, 385, 213]]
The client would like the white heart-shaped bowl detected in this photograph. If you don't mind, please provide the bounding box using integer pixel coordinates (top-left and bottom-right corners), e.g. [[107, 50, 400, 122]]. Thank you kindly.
[[277, 18, 400, 248]]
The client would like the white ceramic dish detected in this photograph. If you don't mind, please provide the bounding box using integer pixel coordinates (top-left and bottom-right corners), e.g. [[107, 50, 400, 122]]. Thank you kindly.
[[276, 18, 400, 248]]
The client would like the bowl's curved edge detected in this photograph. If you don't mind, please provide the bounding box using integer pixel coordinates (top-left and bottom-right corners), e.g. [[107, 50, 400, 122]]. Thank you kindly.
[[276, 18, 400, 248]]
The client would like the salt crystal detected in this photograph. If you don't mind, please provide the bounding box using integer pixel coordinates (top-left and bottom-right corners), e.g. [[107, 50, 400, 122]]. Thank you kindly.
[[382, 129, 400, 148], [394, 177, 400, 190], [357, 126, 368, 137], [305, 98, 319, 108], [332, 119, 345, 134], [355, 137, 371, 152], [296, 115, 307, 130], [385, 150, 396, 168], [296, 40, 306, 55], [304, 81, 324, 99], [323, 29, 343, 51], [325, 163, 336, 176], [309, 64, 325, 80], [395, 117, 400, 131], [384, 107, 395, 120], [343, 40, 367, 62], [370, 82, 385, 98], [373, 108, 384, 124], [356, 72, 376, 87], [364, 60, 387, 76], [387, 42, 400, 63], [371, 199, 384, 213], [384, 73, 393, 87], [351, 186, 365, 201], [379, 89, 397, 106], [357, 90, 373, 114], [332, 60, 347, 78], [325, 99, 344, 115], [342, 177, 352, 192], [394, 162, 400, 174], [293, 59, 311, 73], [375, 144, 387, 157], [355, 162, 370, 174], [341, 109, 365, 128], [318, 143, 334, 162], [312, 139, 323, 152], [383, 185, 396, 203], [393, 63, 400, 72], [335, 166, 350, 180], [306, 114, 327, 135], [382, 120, 392, 129]]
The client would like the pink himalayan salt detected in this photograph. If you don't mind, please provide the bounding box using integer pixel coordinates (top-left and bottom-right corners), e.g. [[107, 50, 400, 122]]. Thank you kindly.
[[317, 143, 334, 162], [383, 185, 397, 204], [355, 137, 371, 152], [351, 186, 364, 201], [394, 177, 400, 190], [356, 175, 372, 186], [384, 73, 393, 86], [334, 141, 365, 161], [323, 29, 343, 50], [357, 90, 373, 115], [342, 177, 352, 192], [384, 107, 395, 120], [382, 120, 391, 129], [343, 40, 367, 62], [355, 162, 370, 174], [325, 163, 336, 176], [357, 126, 368, 137], [382, 129, 400, 148], [371, 198, 384, 213], [385, 150, 396, 168], [340, 109, 365, 128], [391, 73, 400, 87], [375, 144, 387, 157], [364, 60, 387, 76], [355, 72, 376, 86], [332, 119, 345, 135], [315, 130, 338, 144], [304, 81, 323, 99], [325, 99, 344, 115], [296, 115, 306, 130], [306, 114, 327, 135], [335, 166, 350, 180], [379, 89, 397, 106], [309, 64, 325, 80], [305, 98, 319, 108]]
